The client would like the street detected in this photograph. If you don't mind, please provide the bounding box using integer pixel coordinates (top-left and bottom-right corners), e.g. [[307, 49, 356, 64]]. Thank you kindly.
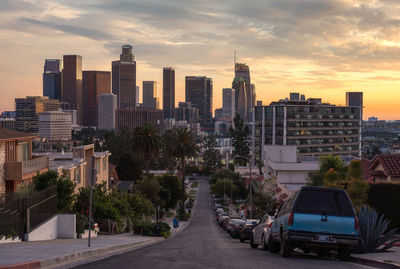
[[75, 179, 373, 269]]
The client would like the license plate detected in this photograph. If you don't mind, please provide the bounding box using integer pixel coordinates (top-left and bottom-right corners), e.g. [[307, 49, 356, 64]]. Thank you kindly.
[[316, 234, 330, 241]]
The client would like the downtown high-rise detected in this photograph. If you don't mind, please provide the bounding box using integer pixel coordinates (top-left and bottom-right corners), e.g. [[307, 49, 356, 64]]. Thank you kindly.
[[62, 55, 83, 124], [82, 71, 111, 127], [43, 59, 62, 100], [112, 45, 136, 109], [163, 67, 175, 119], [143, 81, 159, 109], [185, 76, 213, 124], [233, 63, 253, 121]]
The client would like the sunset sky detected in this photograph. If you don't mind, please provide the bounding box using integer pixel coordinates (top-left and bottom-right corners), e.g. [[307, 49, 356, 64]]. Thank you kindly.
[[1, 0, 400, 120]]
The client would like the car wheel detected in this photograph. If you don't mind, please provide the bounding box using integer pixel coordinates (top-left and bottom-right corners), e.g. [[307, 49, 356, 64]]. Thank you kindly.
[[261, 235, 268, 251], [280, 237, 291, 258], [268, 236, 280, 253], [250, 234, 259, 249], [337, 248, 351, 261]]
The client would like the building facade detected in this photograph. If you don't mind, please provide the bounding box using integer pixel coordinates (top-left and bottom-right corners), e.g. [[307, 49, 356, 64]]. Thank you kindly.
[[62, 55, 83, 124], [163, 67, 175, 119], [254, 94, 362, 162], [142, 81, 159, 109], [0, 129, 49, 193], [174, 102, 199, 123], [43, 59, 62, 100], [15, 96, 60, 133], [116, 108, 163, 134], [112, 45, 136, 109], [82, 71, 111, 127], [232, 77, 247, 120], [98, 93, 117, 131], [38, 111, 72, 141], [185, 76, 212, 124], [234, 63, 252, 121], [222, 88, 235, 121]]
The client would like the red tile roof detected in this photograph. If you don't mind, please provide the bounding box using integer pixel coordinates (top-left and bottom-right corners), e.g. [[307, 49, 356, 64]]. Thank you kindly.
[[370, 154, 400, 176], [0, 128, 36, 141]]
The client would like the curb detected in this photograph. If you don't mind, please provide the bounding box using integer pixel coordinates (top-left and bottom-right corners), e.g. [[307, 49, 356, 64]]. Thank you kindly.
[[351, 257, 400, 269], [0, 261, 41, 269]]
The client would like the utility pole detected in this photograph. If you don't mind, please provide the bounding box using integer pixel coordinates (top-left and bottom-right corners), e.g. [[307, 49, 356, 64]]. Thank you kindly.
[[231, 179, 233, 202], [88, 155, 96, 247], [249, 164, 252, 219], [223, 180, 226, 204]]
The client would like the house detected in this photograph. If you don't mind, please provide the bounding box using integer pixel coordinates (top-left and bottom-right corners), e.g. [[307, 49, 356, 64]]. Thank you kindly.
[[0, 128, 49, 193], [34, 144, 111, 192], [263, 145, 320, 190], [367, 154, 400, 183]]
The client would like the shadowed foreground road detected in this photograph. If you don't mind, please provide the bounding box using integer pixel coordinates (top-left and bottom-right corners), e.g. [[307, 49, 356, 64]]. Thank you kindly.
[[75, 179, 372, 269]]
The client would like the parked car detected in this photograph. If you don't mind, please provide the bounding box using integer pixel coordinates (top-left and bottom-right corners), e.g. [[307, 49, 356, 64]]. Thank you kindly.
[[239, 219, 259, 243], [231, 219, 246, 238], [270, 186, 359, 260], [218, 215, 230, 226], [249, 215, 273, 248], [227, 217, 242, 234], [215, 208, 224, 216]]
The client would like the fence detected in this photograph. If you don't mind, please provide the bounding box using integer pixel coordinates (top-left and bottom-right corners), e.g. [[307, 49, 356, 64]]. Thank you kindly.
[[0, 185, 57, 239]]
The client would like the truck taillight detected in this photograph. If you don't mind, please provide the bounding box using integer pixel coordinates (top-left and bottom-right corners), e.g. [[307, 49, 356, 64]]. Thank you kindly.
[[355, 216, 359, 231], [288, 212, 294, 226]]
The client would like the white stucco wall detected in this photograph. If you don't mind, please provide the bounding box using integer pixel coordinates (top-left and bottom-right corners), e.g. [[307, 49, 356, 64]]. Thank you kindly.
[[26, 214, 76, 241]]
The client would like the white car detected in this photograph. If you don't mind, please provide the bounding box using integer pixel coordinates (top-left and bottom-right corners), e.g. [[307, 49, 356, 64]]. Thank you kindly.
[[250, 214, 274, 250]]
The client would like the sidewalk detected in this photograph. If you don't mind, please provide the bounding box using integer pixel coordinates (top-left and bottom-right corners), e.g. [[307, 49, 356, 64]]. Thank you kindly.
[[351, 247, 400, 268], [0, 234, 163, 269]]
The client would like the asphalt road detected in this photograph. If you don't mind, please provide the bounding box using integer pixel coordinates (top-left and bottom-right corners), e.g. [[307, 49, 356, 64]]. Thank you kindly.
[[75, 179, 372, 269]]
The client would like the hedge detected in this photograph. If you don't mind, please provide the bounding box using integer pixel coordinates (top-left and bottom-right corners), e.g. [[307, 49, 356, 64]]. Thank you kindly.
[[367, 183, 400, 230]]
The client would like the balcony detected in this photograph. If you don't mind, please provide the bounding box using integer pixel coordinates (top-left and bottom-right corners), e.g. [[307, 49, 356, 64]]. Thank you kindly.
[[5, 156, 49, 181]]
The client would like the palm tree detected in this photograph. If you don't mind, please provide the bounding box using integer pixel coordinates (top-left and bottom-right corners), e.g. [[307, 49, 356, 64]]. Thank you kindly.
[[167, 127, 200, 210], [133, 123, 161, 173]]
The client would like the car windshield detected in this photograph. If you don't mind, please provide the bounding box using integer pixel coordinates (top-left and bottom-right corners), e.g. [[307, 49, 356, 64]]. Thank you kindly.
[[246, 219, 258, 225], [294, 189, 354, 216]]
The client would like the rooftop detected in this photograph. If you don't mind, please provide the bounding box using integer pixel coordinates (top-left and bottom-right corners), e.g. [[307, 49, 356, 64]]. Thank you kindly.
[[370, 154, 400, 176], [0, 128, 36, 141]]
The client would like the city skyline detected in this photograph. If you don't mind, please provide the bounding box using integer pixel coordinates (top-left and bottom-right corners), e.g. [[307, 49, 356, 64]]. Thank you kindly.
[[1, 0, 400, 120]]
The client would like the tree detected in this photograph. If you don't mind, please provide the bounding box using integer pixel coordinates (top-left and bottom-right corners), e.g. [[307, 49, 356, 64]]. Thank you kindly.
[[229, 115, 250, 166], [135, 177, 161, 204], [33, 171, 75, 213], [166, 127, 200, 210], [105, 128, 134, 164], [203, 136, 222, 172], [309, 155, 346, 186], [133, 123, 162, 173], [116, 152, 143, 181], [157, 174, 183, 209], [210, 179, 239, 200]]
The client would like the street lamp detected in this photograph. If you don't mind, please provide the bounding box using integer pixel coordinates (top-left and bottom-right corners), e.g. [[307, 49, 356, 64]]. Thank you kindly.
[[235, 156, 253, 219]]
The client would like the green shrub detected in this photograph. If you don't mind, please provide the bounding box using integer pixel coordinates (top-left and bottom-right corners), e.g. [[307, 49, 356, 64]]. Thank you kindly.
[[133, 220, 170, 237], [367, 183, 400, 230]]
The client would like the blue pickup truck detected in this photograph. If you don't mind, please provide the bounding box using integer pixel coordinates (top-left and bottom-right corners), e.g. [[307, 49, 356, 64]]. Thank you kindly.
[[269, 186, 359, 260]]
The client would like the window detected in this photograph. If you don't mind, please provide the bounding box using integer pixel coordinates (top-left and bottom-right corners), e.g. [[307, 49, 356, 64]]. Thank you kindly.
[[74, 168, 81, 184], [102, 158, 107, 171], [294, 189, 354, 216], [96, 160, 100, 175]]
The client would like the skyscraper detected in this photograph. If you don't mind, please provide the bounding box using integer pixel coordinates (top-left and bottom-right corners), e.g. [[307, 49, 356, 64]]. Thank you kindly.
[[43, 59, 62, 100], [234, 63, 252, 121], [143, 81, 159, 109], [62, 55, 82, 124], [82, 71, 111, 127], [163, 67, 175, 119], [346, 91, 363, 119], [232, 77, 247, 120], [15, 96, 60, 133], [222, 88, 235, 120], [98, 93, 117, 131], [185, 76, 212, 124], [112, 45, 136, 109]]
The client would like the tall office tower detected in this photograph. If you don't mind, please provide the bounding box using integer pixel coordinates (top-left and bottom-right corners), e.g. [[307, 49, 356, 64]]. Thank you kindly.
[[163, 67, 175, 119], [43, 59, 62, 100], [116, 108, 163, 134], [136, 86, 140, 105], [112, 45, 136, 109], [174, 102, 199, 123], [232, 77, 247, 120], [62, 55, 83, 124], [251, 84, 256, 108], [98, 93, 117, 131], [82, 71, 111, 127], [206, 78, 213, 122], [185, 76, 212, 124], [143, 81, 159, 109], [15, 96, 60, 133], [222, 88, 235, 121], [235, 63, 252, 121]]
